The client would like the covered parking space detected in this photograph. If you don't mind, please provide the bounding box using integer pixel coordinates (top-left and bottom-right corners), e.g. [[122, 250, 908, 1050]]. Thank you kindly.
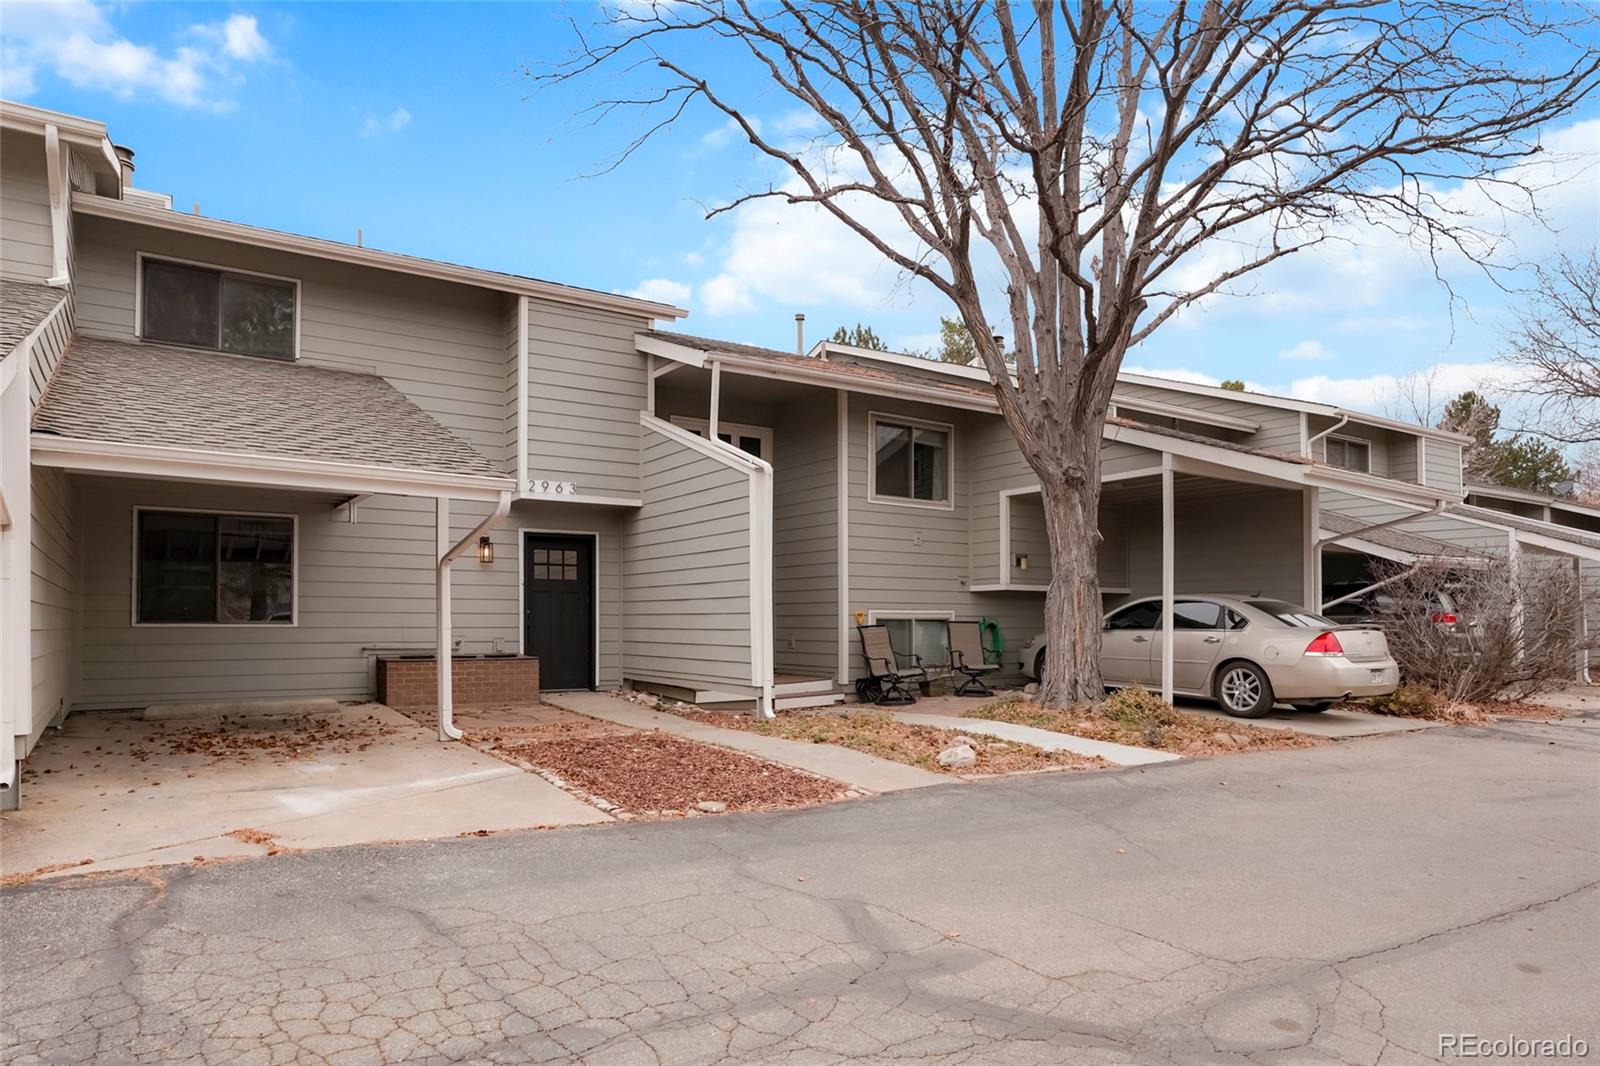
[[9, 335, 519, 809]]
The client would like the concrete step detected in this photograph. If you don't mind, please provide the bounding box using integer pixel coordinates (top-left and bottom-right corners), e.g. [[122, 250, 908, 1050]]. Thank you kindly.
[[774, 692, 846, 711]]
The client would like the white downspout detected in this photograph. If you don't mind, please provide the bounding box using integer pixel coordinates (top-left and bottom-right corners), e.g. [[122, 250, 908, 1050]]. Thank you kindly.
[[709, 359, 722, 439], [1160, 454, 1175, 705], [436, 492, 513, 741], [1306, 413, 1349, 459]]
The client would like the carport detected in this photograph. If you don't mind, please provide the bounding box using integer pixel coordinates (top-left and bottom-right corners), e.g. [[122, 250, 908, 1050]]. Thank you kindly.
[[999, 418, 1462, 702]]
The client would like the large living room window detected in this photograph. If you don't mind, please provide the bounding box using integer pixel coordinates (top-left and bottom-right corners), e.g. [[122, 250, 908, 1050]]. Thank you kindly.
[[136, 510, 296, 625], [870, 413, 952, 507], [140, 255, 298, 360]]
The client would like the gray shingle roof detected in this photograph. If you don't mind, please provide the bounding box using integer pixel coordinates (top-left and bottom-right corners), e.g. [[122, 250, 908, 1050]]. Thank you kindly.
[[1319, 511, 1490, 561], [32, 336, 506, 480], [0, 279, 67, 357], [1447, 503, 1600, 552]]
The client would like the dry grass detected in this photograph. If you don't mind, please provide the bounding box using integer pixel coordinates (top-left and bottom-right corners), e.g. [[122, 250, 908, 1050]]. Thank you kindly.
[[669, 707, 1110, 775], [965, 695, 1325, 757], [126, 715, 386, 765], [492, 731, 846, 814]]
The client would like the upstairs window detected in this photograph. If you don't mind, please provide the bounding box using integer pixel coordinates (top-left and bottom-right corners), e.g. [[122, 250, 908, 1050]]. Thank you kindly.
[[1325, 436, 1371, 473], [871, 414, 952, 506], [136, 510, 295, 624], [140, 256, 297, 360]]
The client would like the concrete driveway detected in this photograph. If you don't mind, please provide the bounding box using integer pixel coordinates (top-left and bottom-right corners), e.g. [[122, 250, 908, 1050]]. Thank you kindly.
[[0, 704, 607, 880], [2, 716, 1594, 1064]]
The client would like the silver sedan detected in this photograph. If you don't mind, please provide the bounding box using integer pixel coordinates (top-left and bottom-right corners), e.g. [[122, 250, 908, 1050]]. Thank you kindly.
[[1019, 594, 1400, 717]]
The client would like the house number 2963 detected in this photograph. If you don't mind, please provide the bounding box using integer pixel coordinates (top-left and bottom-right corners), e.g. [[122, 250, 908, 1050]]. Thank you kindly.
[[527, 479, 579, 497]]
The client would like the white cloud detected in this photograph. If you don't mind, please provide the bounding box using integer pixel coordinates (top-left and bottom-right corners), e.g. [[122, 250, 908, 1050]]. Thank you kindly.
[[1276, 340, 1331, 361], [698, 117, 760, 151], [623, 278, 691, 306], [362, 106, 412, 137], [0, 4, 271, 109], [700, 273, 755, 316]]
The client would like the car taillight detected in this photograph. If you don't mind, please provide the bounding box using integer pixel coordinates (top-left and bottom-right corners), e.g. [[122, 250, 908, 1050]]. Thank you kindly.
[[1431, 612, 1458, 625], [1305, 632, 1344, 656]]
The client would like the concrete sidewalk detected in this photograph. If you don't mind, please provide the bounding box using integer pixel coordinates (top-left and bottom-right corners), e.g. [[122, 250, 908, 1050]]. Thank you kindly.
[[1176, 701, 1444, 737], [545, 693, 949, 793], [1, 705, 609, 880], [890, 711, 1180, 766]]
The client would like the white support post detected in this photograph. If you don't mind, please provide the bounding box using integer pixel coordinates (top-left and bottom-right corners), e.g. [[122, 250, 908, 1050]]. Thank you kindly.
[[436, 497, 459, 741], [836, 388, 850, 685], [709, 359, 722, 439], [1303, 487, 1321, 611], [1576, 557, 1589, 684], [646, 353, 656, 415], [515, 296, 529, 494], [1160, 456, 1175, 705]]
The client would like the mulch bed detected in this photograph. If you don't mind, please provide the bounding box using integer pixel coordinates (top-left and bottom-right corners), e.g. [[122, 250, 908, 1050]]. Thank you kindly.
[[965, 698, 1325, 757], [666, 706, 1109, 775], [492, 731, 847, 814]]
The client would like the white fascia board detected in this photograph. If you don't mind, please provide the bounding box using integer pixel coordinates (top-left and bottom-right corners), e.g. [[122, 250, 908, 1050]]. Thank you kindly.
[[817, 341, 996, 382], [1339, 411, 1474, 446], [1305, 466, 1459, 508], [1117, 371, 1335, 415], [638, 412, 772, 475], [1465, 483, 1600, 520], [73, 196, 689, 321], [30, 435, 516, 501], [634, 333, 708, 368], [1320, 532, 1418, 564]]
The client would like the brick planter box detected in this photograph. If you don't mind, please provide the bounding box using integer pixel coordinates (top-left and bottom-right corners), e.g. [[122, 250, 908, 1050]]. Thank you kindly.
[[376, 655, 539, 709]]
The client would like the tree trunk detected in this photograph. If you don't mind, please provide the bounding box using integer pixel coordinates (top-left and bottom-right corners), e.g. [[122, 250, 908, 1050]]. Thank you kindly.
[[1036, 466, 1105, 708]]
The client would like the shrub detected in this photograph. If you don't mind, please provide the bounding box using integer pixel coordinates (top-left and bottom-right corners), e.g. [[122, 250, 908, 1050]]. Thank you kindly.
[[1100, 686, 1177, 730], [1363, 557, 1597, 704], [1366, 683, 1441, 719]]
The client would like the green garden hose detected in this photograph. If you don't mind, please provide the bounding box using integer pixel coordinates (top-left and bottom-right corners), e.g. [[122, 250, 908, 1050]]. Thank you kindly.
[[978, 617, 1003, 665]]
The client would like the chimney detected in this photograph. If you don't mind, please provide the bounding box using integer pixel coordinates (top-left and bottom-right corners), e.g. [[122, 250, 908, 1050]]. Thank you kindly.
[[112, 145, 135, 190], [795, 313, 806, 356]]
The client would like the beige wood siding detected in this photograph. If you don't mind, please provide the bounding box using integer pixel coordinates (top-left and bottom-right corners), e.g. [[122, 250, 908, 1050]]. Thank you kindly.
[[71, 214, 511, 465], [771, 388, 839, 678], [1114, 380, 1303, 453], [69, 476, 622, 708], [1389, 435, 1421, 483], [624, 428, 755, 690], [1321, 489, 1505, 553], [1, 130, 53, 283], [1426, 440, 1464, 494], [29, 466, 75, 750], [525, 303, 653, 499], [1122, 485, 1306, 604], [966, 414, 1036, 585]]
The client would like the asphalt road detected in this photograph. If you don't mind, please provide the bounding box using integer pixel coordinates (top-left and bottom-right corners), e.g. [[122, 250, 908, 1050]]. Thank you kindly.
[[3, 718, 1596, 1065]]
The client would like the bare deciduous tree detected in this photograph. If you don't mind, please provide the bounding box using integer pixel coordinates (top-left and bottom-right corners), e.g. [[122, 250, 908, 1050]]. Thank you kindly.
[[538, 1, 1599, 705], [1502, 248, 1600, 445]]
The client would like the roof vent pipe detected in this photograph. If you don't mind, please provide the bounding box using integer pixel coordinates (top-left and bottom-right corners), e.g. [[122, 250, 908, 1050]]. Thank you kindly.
[[795, 313, 806, 356], [112, 144, 135, 190]]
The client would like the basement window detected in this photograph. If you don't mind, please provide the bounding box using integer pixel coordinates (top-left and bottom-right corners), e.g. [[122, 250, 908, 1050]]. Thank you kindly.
[[872, 613, 952, 667], [1325, 435, 1372, 473], [136, 510, 296, 624], [140, 255, 298, 360]]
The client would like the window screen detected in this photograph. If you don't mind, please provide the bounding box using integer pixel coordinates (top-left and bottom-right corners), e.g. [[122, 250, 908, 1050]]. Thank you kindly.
[[874, 419, 949, 502], [1326, 437, 1371, 473], [142, 258, 296, 360], [882, 618, 950, 665], [138, 511, 294, 624]]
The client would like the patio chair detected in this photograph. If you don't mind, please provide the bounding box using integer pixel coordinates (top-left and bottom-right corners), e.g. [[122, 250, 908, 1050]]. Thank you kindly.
[[946, 620, 1000, 696], [855, 624, 927, 705]]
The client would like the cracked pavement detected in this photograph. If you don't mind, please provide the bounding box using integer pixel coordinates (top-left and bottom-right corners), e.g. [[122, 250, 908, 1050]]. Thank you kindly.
[[2, 717, 1595, 1065]]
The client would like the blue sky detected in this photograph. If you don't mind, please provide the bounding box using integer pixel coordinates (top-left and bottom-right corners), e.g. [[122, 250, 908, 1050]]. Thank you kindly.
[[4, 2, 1597, 420]]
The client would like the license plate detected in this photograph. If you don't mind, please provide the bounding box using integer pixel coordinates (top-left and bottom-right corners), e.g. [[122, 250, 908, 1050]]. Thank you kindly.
[[1370, 669, 1385, 683]]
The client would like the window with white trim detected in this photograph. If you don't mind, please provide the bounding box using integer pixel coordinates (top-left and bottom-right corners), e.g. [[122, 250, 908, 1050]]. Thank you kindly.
[[140, 256, 297, 360], [670, 416, 771, 460], [878, 616, 951, 667], [870, 414, 952, 505], [136, 510, 295, 624], [1325, 435, 1371, 473]]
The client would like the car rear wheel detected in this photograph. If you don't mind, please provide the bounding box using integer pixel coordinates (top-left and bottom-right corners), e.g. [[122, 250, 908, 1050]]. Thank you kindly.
[[1214, 661, 1274, 718]]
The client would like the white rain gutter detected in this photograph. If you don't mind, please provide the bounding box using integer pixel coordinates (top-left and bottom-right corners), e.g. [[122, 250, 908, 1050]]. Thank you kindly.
[[435, 491, 513, 741]]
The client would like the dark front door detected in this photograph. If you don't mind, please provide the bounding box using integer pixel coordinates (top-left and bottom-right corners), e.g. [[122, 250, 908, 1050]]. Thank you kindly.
[[523, 533, 595, 691]]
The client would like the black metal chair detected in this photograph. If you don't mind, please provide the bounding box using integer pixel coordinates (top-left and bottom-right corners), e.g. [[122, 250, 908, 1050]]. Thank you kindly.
[[855, 624, 927, 705]]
